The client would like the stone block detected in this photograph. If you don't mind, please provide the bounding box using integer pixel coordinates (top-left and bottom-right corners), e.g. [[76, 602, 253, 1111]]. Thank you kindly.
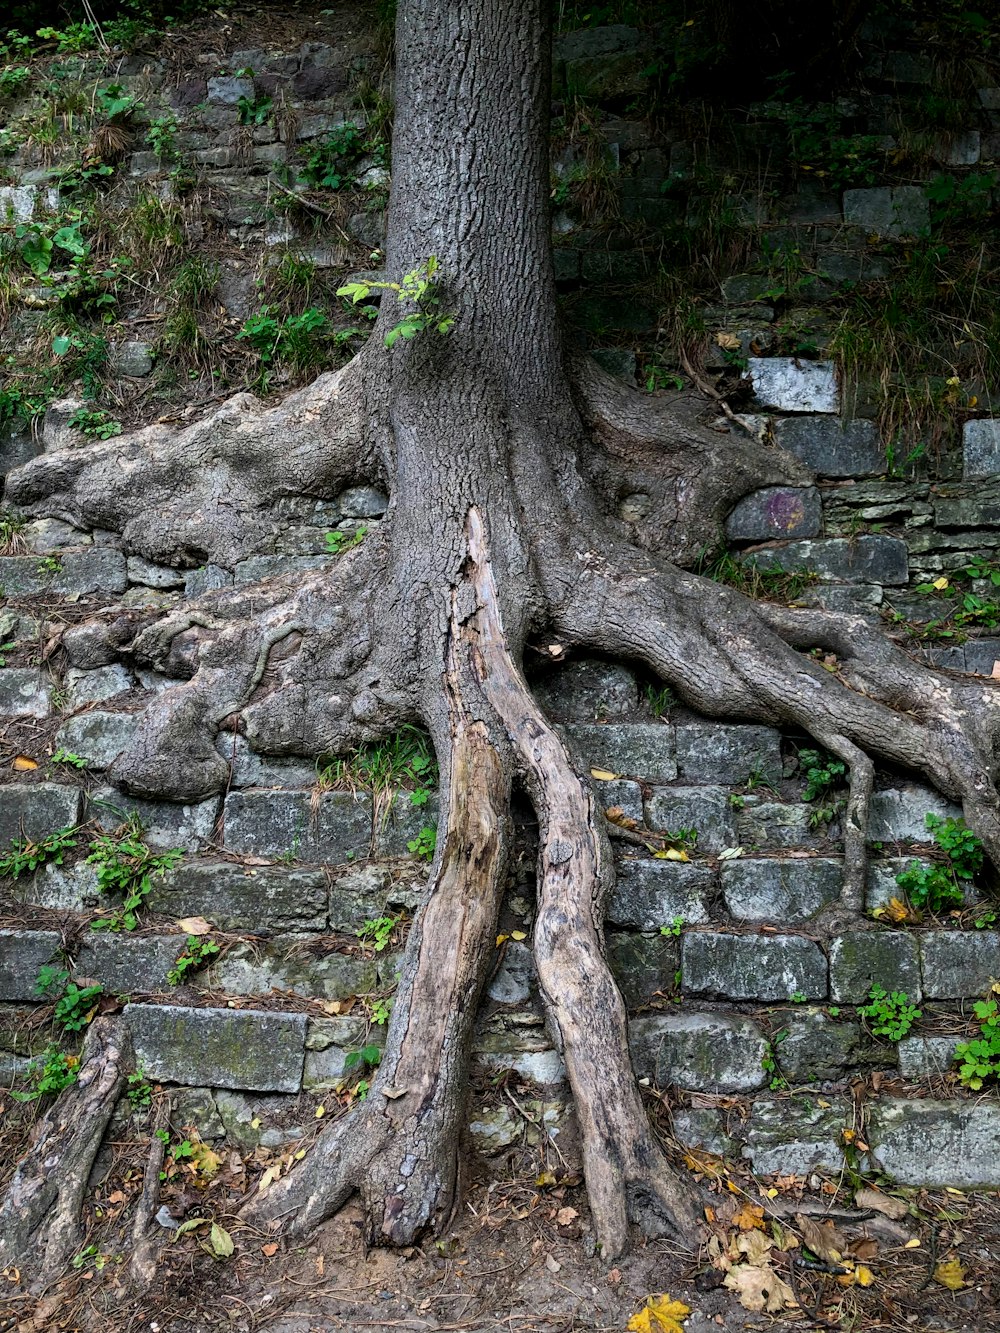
[[774, 416, 884, 477], [870, 1098, 1000, 1187], [22, 518, 89, 552], [76, 934, 180, 993], [629, 1011, 768, 1093], [207, 75, 253, 104], [375, 794, 440, 857], [126, 556, 185, 589], [338, 486, 388, 518], [474, 1021, 565, 1084], [607, 859, 714, 929], [0, 185, 39, 224], [214, 734, 317, 788], [595, 777, 644, 824], [303, 1016, 378, 1088], [151, 861, 328, 931], [124, 1003, 306, 1091], [55, 711, 138, 768], [744, 1097, 851, 1175], [932, 131, 980, 166], [554, 24, 642, 62], [606, 931, 679, 1008], [327, 863, 408, 932], [725, 487, 821, 542], [87, 786, 219, 852], [644, 786, 735, 853], [0, 930, 61, 1000], [1, 428, 43, 476], [798, 584, 883, 616], [184, 565, 233, 597], [869, 784, 961, 842], [897, 1035, 959, 1080], [722, 858, 842, 924], [210, 938, 377, 1000], [560, 722, 676, 781], [64, 665, 133, 708], [0, 551, 127, 597], [780, 1010, 880, 1081], [488, 942, 536, 1004], [745, 535, 908, 585], [17, 862, 100, 912], [843, 186, 929, 238], [234, 555, 328, 584], [0, 783, 81, 844], [533, 658, 638, 721], [748, 358, 838, 413], [963, 420, 1000, 480], [920, 932, 1000, 1000], [675, 722, 781, 785], [736, 799, 816, 848], [682, 932, 827, 1000], [964, 639, 1000, 676], [865, 857, 934, 910], [0, 669, 51, 718], [563, 49, 647, 100], [112, 341, 154, 377], [829, 931, 921, 1003], [671, 1108, 738, 1156], [222, 789, 372, 863], [590, 348, 637, 384]]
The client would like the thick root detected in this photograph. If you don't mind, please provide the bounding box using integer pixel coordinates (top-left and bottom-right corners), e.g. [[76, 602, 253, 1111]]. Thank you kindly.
[[0, 1019, 132, 1290]]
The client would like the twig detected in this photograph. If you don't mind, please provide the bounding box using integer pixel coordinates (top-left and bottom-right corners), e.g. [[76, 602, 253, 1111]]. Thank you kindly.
[[270, 181, 355, 245], [678, 348, 758, 437]]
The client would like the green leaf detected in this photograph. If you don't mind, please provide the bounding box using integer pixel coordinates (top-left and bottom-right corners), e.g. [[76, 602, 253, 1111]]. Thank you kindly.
[[209, 1222, 234, 1257]]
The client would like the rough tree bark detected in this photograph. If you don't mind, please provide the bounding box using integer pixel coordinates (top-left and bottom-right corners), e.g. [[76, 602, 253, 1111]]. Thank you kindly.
[[5, 0, 1000, 1272]]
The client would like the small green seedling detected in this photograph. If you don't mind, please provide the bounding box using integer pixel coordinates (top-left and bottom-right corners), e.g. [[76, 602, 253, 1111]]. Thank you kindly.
[[0, 826, 78, 879], [356, 916, 399, 952], [955, 998, 1000, 1090], [407, 825, 436, 861], [167, 935, 220, 985], [859, 985, 921, 1042]]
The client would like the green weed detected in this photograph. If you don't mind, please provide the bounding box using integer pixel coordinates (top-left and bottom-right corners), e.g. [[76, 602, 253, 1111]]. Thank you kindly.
[[859, 985, 921, 1042]]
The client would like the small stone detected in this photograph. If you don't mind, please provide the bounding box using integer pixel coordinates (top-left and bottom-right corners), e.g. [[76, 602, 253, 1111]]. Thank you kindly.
[[124, 1003, 306, 1092], [671, 1108, 736, 1156], [869, 1098, 1000, 1187], [682, 932, 827, 1001], [963, 420, 1000, 480], [643, 786, 735, 853], [533, 658, 639, 721], [337, 486, 389, 518], [120, 587, 181, 611], [607, 859, 714, 929], [64, 665, 134, 708], [207, 75, 254, 104], [151, 860, 328, 931], [897, 1035, 960, 1080], [744, 535, 908, 585], [722, 857, 842, 924], [0, 668, 51, 718], [55, 712, 138, 769], [931, 131, 980, 166], [675, 721, 782, 785], [725, 487, 822, 541], [842, 186, 928, 239], [0, 930, 62, 1001], [214, 734, 317, 788], [560, 722, 677, 781], [736, 799, 816, 848], [629, 1011, 768, 1093], [774, 416, 884, 477], [0, 783, 81, 844], [76, 935, 180, 994], [590, 348, 637, 384], [211, 938, 377, 1001], [829, 931, 921, 1003], [86, 786, 219, 853], [748, 358, 839, 413], [112, 341, 154, 377], [172, 1087, 226, 1139], [488, 942, 536, 1004], [126, 556, 185, 589], [920, 932, 1000, 1000]]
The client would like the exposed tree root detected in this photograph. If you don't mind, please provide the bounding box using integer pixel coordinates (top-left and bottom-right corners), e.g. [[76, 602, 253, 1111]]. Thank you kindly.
[[0, 1019, 132, 1291], [128, 1094, 171, 1288]]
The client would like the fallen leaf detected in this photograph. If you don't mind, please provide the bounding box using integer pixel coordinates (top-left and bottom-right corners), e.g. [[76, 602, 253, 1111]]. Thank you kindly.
[[607, 1267, 622, 1285], [795, 1213, 845, 1264], [262, 1243, 279, 1257], [173, 1217, 208, 1239], [904, 1238, 921, 1249], [556, 1207, 578, 1226], [383, 1086, 409, 1099], [510, 930, 527, 941], [535, 1171, 557, 1188], [315, 1105, 325, 1118], [851, 1237, 879, 1261], [716, 331, 741, 350], [854, 1187, 908, 1221], [933, 1258, 966, 1290], [176, 915, 213, 934], [258, 1164, 282, 1192], [590, 768, 619, 781], [718, 846, 744, 860], [653, 847, 689, 862], [544, 1253, 561, 1273], [209, 1222, 234, 1258], [627, 1294, 691, 1333], [737, 1230, 773, 1266], [189, 1141, 222, 1178], [932, 577, 950, 590], [12, 756, 37, 771], [724, 1264, 795, 1313], [733, 1202, 766, 1231]]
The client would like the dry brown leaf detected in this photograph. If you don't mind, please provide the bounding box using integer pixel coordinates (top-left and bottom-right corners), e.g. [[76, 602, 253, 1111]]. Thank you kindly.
[[262, 1242, 279, 1257], [737, 1230, 774, 1266], [176, 916, 213, 935], [556, 1206, 578, 1226], [854, 1187, 908, 1221], [12, 756, 37, 771], [733, 1202, 766, 1231], [724, 1263, 795, 1313], [795, 1212, 846, 1264]]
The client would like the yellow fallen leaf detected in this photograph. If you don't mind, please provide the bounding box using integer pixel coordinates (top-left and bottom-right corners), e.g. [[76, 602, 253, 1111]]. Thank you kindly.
[[209, 1222, 234, 1258], [535, 1170, 557, 1188], [13, 756, 38, 771], [496, 934, 510, 946], [590, 768, 619, 781], [315, 1105, 325, 1118], [934, 1258, 966, 1290], [932, 577, 950, 590], [905, 1238, 921, 1249], [716, 331, 741, 350], [176, 915, 213, 935], [854, 1264, 875, 1287], [627, 1294, 691, 1333], [734, 1203, 766, 1231], [653, 847, 689, 862], [189, 1141, 222, 1179], [510, 930, 527, 941]]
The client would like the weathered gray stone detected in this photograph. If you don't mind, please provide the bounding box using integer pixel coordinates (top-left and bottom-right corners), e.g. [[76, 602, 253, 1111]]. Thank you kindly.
[[606, 931, 679, 1007], [682, 932, 827, 1000], [327, 862, 414, 931], [843, 186, 929, 238], [722, 858, 842, 924], [207, 75, 253, 103], [774, 416, 884, 476], [488, 942, 536, 1004], [468, 1101, 569, 1152], [112, 341, 154, 377], [594, 777, 644, 824], [829, 932, 921, 1003], [337, 486, 388, 518], [560, 722, 677, 781], [964, 638, 1000, 676], [126, 556, 185, 589], [744, 1097, 851, 1175], [64, 665, 133, 708], [223, 788, 371, 862], [76, 934, 180, 994], [87, 786, 219, 852], [963, 419, 1000, 480], [22, 518, 90, 552], [590, 348, 637, 384], [920, 932, 1000, 1000], [745, 535, 908, 585], [675, 722, 782, 785], [932, 131, 980, 166], [214, 734, 316, 788], [865, 857, 935, 910], [748, 358, 838, 413], [151, 861, 328, 931], [897, 1035, 959, 1080], [0, 930, 61, 1001], [0, 783, 81, 844], [608, 859, 713, 929], [1, 427, 43, 476], [303, 1016, 379, 1088], [869, 784, 961, 842], [554, 24, 642, 61], [629, 1011, 768, 1093], [55, 712, 139, 768], [725, 487, 822, 541], [644, 786, 735, 853], [736, 799, 816, 848], [870, 1098, 1000, 1186], [0, 669, 50, 718], [184, 565, 233, 597], [120, 587, 180, 611], [0, 185, 43, 224], [210, 938, 377, 1000], [172, 1087, 226, 1139], [124, 1003, 306, 1092], [0, 551, 127, 597], [234, 555, 328, 584], [17, 861, 100, 912], [671, 1108, 738, 1156], [798, 584, 884, 616], [533, 658, 639, 720], [780, 1010, 880, 1081]]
